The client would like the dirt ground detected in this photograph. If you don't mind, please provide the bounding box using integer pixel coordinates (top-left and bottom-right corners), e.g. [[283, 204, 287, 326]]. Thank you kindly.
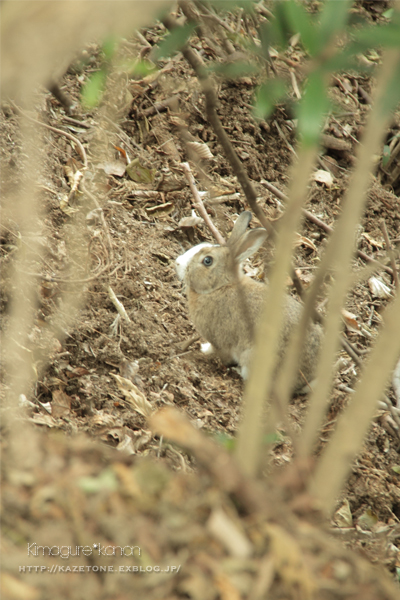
[[1, 3, 400, 598]]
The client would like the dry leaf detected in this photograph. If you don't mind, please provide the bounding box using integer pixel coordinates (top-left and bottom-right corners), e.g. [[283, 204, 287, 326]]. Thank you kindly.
[[178, 215, 204, 228], [368, 276, 392, 298], [266, 523, 316, 599], [313, 169, 334, 188], [51, 389, 71, 418], [207, 508, 253, 558], [357, 509, 378, 531], [333, 499, 353, 528], [146, 202, 174, 216], [112, 373, 154, 417], [186, 141, 214, 160], [98, 160, 126, 177], [392, 357, 400, 408], [295, 234, 317, 252], [341, 309, 360, 333], [29, 413, 57, 428], [128, 190, 160, 199], [0, 573, 39, 600], [361, 232, 383, 249]]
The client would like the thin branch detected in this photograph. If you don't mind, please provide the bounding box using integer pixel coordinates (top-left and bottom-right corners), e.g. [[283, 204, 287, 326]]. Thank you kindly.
[[163, 14, 273, 238], [149, 407, 272, 515], [181, 162, 225, 245], [12, 102, 88, 168], [261, 179, 395, 278], [381, 219, 400, 289]]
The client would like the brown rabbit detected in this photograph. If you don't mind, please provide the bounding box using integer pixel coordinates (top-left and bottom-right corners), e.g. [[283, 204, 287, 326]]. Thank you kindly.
[[176, 211, 322, 392]]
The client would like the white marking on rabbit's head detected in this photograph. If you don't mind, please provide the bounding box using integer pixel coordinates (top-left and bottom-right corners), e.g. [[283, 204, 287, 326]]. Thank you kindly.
[[175, 243, 214, 281], [183, 245, 236, 294]]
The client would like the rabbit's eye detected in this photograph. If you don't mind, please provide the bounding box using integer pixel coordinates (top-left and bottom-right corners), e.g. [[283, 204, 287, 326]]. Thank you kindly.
[[203, 256, 213, 267]]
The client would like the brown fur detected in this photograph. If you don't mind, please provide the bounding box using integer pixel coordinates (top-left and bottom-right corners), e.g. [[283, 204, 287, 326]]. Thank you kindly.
[[178, 212, 322, 391]]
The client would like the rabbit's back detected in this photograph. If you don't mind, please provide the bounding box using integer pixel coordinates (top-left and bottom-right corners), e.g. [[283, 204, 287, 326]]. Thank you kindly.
[[189, 280, 322, 390], [282, 294, 323, 390]]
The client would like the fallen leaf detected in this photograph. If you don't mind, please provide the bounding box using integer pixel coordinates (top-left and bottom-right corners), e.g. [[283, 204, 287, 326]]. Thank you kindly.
[[295, 234, 317, 252], [98, 160, 126, 177], [392, 357, 400, 407], [313, 169, 334, 187], [361, 232, 383, 249], [341, 309, 360, 333], [178, 215, 204, 228], [333, 499, 353, 528], [126, 158, 156, 183], [112, 373, 154, 417], [368, 276, 392, 299], [186, 141, 214, 160], [357, 508, 378, 531], [51, 389, 71, 417], [29, 413, 57, 428], [146, 202, 174, 216]]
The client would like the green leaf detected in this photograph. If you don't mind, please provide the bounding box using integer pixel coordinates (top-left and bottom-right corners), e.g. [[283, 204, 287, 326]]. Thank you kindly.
[[319, 0, 351, 44], [379, 55, 400, 116], [128, 59, 157, 78], [262, 431, 285, 444], [78, 468, 118, 494], [382, 145, 391, 168], [352, 19, 400, 48], [297, 70, 330, 147], [126, 158, 156, 184], [210, 0, 257, 14], [278, 0, 322, 56], [81, 70, 107, 108], [382, 8, 394, 19], [253, 79, 287, 120], [322, 42, 374, 73], [102, 35, 118, 61], [259, 18, 290, 53], [154, 22, 197, 60], [213, 432, 235, 451]]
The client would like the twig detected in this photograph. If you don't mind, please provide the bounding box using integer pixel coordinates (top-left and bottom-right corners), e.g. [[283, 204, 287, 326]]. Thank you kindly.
[[62, 116, 92, 129], [149, 407, 272, 515], [340, 337, 362, 367], [47, 80, 75, 115], [12, 102, 88, 168], [135, 30, 152, 48], [181, 162, 225, 245], [195, 1, 236, 34], [273, 121, 296, 157], [179, 0, 226, 60], [101, 114, 142, 152], [176, 335, 201, 353], [289, 69, 301, 100], [108, 287, 131, 322], [380, 219, 400, 289], [166, 23, 273, 237], [82, 183, 114, 263], [261, 180, 395, 277], [140, 95, 179, 118]]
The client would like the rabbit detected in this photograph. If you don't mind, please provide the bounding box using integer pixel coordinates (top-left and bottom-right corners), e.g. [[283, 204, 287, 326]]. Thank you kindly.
[[175, 211, 322, 392]]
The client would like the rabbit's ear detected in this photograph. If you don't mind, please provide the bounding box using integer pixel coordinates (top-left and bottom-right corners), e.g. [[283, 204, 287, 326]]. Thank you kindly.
[[227, 211, 252, 247], [233, 228, 267, 263]]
